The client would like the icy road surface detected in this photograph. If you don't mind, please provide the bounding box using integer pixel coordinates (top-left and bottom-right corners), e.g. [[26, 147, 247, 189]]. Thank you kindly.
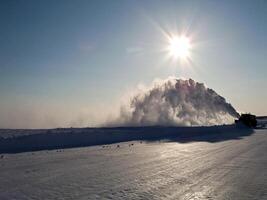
[[0, 129, 267, 200]]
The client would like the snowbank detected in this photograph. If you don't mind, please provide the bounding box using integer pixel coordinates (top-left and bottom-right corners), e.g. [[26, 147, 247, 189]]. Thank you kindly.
[[0, 125, 253, 153]]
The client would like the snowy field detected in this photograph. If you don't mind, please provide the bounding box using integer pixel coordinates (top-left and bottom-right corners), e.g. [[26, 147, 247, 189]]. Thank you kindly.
[[0, 127, 267, 199]]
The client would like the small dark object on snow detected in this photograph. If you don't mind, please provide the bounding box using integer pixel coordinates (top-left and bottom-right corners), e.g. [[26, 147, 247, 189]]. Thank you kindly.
[[236, 114, 257, 128], [0, 155, 4, 159], [117, 145, 120, 148]]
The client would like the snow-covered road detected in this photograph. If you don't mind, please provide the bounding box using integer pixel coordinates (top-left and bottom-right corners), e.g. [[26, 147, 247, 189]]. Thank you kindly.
[[0, 129, 267, 200]]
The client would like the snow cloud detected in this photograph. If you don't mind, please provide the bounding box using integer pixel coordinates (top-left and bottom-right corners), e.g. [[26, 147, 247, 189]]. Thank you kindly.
[[108, 77, 240, 126]]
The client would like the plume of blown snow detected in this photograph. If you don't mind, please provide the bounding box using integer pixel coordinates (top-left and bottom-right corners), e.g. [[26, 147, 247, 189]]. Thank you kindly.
[[109, 77, 240, 127]]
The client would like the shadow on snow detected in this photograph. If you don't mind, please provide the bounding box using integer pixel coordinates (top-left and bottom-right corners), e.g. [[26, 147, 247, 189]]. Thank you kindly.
[[0, 124, 256, 154]]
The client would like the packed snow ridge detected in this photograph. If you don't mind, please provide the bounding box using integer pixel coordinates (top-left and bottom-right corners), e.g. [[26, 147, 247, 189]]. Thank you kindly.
[[111, 78, 240, 127]]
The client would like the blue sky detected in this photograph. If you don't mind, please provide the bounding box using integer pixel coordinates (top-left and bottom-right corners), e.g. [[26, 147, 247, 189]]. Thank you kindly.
[[0, 0, 266, 128]]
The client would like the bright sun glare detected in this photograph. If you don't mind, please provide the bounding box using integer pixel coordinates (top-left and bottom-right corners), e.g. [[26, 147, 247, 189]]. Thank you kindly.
[[168, 35, 191, 59]]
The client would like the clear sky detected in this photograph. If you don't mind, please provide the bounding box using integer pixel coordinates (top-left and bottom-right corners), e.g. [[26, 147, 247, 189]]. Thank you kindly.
[[0, 0, 266, 128]]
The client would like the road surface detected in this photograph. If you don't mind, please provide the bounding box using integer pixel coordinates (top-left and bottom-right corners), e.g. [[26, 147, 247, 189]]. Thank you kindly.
[[0, 129, 266, 199]]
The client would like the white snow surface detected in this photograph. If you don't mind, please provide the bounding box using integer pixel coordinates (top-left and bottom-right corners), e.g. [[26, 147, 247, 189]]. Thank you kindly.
[[0, 128, 267, 199]]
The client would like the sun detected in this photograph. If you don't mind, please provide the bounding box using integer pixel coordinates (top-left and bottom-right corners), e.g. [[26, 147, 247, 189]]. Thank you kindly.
[[168, 35, 191, 59]]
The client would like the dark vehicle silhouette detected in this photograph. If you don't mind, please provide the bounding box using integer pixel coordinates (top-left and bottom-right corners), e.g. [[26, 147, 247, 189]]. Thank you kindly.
[[235, 114, 257, 128]]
